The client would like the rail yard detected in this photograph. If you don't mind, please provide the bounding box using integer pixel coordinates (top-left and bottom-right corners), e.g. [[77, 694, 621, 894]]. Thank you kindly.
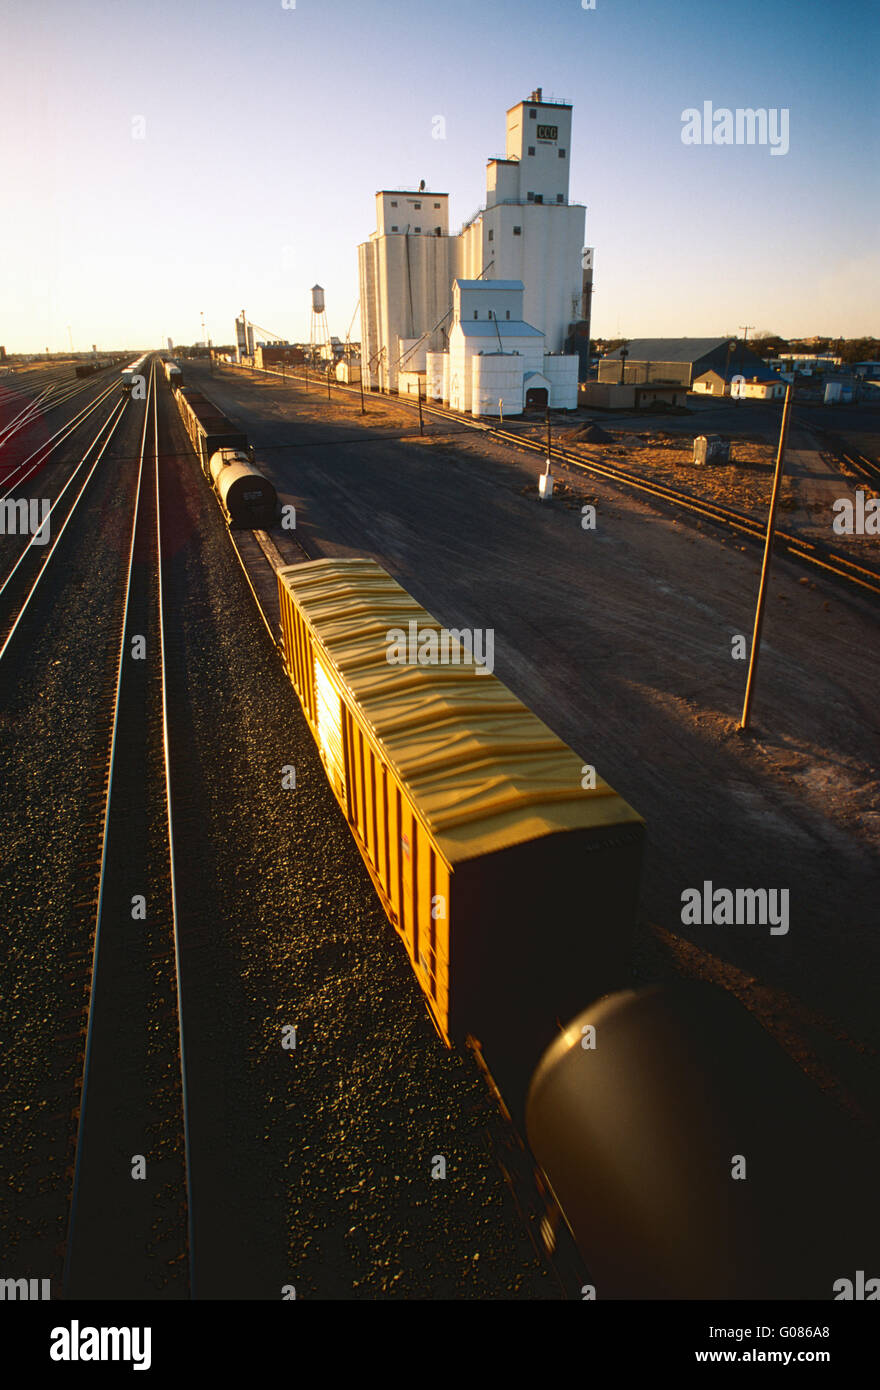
[[1, 352, 878, 1306], [3, 0, 879, 1365], [3, 359, 596, 1300]]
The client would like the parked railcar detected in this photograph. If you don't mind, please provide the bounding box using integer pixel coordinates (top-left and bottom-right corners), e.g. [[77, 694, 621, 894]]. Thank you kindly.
[[175, 387, 250, 472], [526, 981, 880, 1298], [277, 557, 644, 1104], [209, 448, 277, 527], [163, 358, 183, 390], [121, 354, 149, 392]]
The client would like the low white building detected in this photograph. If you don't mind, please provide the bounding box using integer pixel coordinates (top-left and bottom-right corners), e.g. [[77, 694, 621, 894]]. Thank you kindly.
[[432, 279, 577, 416]]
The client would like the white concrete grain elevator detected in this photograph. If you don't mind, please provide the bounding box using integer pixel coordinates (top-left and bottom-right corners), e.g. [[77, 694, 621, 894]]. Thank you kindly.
[[358, 88, 589, 407]]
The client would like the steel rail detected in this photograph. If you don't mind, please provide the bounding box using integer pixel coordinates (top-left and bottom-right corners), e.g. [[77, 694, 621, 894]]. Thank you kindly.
[[0, 397, 128, 660], [0, 384, 55, 444], [61, 363, 157, 1296], [153, 366, 197, 1298], [0, 379, 120, 498], [0, 396, 126, 599], [0, 374, 110, 447]]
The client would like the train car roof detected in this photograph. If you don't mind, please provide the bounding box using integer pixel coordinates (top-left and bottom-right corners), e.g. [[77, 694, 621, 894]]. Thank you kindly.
[[278, 557, 642, 863]]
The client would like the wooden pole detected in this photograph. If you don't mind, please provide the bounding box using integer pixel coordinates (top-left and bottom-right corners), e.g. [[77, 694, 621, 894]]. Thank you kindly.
[[418, 380, 424, 435], [327, 367, 331, 401], [739, 383, 793, 731], [359, 364, 366, 414], [546, 407, 551, 459]]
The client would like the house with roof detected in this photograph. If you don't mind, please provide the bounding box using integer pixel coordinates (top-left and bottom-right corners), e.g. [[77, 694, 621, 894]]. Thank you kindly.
[[693, 365, 786, 400]]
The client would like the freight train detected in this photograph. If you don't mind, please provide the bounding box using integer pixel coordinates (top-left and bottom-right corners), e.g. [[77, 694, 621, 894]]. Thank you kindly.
[[277, 556, 642, 1104], [150, 361, 875, 1299], [75, 359, 121, 378], [121, 354, 149, 392], [162, 358, 183, 390], [275, 555, 879, 1299], [171, 380, 277, 528]]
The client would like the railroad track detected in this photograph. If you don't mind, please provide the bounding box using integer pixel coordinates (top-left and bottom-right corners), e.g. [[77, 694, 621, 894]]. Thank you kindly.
[[822, 438, 880, 488], [0, 391, 127, 656], [428, 399, 880, 600], [0, 378, 121, 501], [174, 390, 592, 1297], [0, 374, 109, 452], [61, 361, 195, 1299], [225, 362, 880, 600]]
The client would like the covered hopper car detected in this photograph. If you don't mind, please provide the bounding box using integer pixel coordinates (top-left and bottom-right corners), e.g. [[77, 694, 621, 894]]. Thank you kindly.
[[277, 557, 644, 1108]]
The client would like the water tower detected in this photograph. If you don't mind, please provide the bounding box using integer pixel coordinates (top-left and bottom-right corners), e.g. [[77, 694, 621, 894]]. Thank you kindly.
[[309, 285, 332, 363]]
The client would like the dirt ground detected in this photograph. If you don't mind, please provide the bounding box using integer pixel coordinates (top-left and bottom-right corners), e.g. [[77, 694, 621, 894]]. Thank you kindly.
[[516, 417, 880, 559]]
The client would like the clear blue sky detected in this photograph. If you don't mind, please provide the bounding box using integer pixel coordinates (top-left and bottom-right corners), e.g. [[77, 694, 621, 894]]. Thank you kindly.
[[2, 0, 878, 352]]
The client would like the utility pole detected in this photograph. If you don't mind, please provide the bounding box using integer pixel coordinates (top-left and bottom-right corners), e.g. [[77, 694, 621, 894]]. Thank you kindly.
[[739, 383, 793, 731], [358, 363, 366, 415], [546, 407, 552, 459], [724, 339, 737, 395], [418, 379, 424, 435], [738, 324, 754, 343]]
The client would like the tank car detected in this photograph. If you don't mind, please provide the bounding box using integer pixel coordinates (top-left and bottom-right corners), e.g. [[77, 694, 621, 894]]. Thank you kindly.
[[209, 448, 277, 527], [525, 980, 880, 1298]]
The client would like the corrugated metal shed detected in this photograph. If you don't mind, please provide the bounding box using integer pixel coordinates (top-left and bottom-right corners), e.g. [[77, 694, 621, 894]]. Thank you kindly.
[[603, 338, 730, 364]]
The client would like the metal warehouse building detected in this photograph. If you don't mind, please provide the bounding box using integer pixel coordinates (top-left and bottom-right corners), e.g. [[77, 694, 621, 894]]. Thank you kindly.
[[599, 337, 782, 392]]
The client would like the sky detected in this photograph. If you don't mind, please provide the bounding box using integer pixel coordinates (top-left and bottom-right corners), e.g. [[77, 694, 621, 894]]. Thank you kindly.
[[1, 0, 878, 353]]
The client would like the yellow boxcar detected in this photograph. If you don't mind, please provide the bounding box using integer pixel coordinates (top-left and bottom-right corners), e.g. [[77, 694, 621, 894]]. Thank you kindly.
[[277, 558, 644, 1093]]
